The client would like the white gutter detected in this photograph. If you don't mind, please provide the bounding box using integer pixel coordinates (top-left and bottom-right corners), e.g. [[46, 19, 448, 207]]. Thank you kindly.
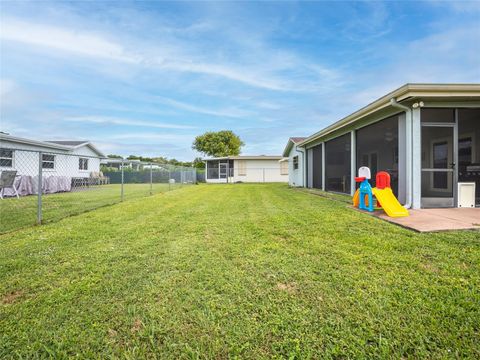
[[390, 98, 412, 209]]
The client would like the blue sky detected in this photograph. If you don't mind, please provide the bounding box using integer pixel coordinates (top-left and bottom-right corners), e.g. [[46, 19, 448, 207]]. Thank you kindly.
[[1, 1, 479, 160]]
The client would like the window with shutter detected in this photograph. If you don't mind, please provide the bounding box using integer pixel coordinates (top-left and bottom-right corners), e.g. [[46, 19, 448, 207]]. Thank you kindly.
[[237, 160, 247, 176]]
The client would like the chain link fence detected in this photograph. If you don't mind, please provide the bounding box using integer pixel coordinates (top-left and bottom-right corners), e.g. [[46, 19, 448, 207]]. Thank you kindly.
[[0, 148, 196, 234]]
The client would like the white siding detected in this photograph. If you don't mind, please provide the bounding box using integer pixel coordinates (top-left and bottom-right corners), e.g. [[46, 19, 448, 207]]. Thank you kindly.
[[205, 159, 288, 183], [288, 146, 304, 187], [232, 159, 288, 183]]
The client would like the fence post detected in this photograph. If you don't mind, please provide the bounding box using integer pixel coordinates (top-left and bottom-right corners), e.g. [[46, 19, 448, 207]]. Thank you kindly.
[[263, 168, 265, 183], [168, 168, 171, 191], [149, 163, 153, 195], [37, 151, 43, 224], [121, 160, 124, 201]]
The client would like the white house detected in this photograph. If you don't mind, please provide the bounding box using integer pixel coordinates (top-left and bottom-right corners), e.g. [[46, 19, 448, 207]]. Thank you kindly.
[[282, 137, 306, 187], [204, 155, 288, 183], [0, 133, 105, 178]]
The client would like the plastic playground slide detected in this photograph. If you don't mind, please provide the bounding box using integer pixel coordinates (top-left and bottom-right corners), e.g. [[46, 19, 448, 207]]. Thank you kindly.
[[372, 187, 409, 218], [352, 168, 409, 218]]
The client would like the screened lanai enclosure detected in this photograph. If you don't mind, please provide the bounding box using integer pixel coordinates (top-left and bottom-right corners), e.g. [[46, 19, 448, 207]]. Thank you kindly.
[[356, 115, 399, 196], [325, 134, 351, 193], [307, 117, 399, 196], [300, 84, 480, 209], [206, 160, 234, 181], [306, 144, 322, 189], [204, 156, 288, 183], [307, 133, 353, 194]]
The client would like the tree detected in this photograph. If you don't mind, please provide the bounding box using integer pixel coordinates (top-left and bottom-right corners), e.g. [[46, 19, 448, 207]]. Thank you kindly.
[[107, 154, 123, 159], [193, 157, 205, 169], [152, 156, 168, 164], [192, 130, 244, 157], [127, 155, 153, 162]]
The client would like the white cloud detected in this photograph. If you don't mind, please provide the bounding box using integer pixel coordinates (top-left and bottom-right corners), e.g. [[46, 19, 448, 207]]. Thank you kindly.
[[155, 96, 254, 118], [64, 116, 196, 129], [0, 18, 139, 63], [0, 16, 337, 92], [107, 132, 194, 142], [161, 61, 290, 91], [0, 79, 16, 97]]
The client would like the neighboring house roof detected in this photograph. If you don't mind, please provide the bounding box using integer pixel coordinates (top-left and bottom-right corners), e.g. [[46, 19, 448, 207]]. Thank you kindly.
[[290, 137, 307, 144], [299, 83, 480, 147], [47, 140, 106, 158], [0, 133, 106, 158], [203, 155, 283, 161], [47, 140, 89, 146], [282, 137, 307, 157]]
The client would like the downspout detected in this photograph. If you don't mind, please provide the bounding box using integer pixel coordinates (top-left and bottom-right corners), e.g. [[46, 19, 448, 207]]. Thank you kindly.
[[295, 145, 306, 187], [390, 98, 412, 209]]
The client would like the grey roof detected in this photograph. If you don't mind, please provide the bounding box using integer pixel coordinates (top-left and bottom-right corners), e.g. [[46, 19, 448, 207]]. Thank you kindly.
[[47, 140, 88, 146], [290, 137, 307, 144], [282, 137, 308, 157], [0, 134, 106, 157]]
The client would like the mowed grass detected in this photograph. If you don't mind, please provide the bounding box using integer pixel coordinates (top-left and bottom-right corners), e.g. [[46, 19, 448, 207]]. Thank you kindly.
[[0, 184, 479, 358], [0, 183, 185, 234]]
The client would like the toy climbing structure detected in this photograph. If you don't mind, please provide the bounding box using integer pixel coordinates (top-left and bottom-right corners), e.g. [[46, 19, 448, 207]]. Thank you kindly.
[[353, 168, 409, 218]]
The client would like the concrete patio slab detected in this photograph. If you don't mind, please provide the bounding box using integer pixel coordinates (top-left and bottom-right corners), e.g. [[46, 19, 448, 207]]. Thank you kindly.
[[373, 208, 480, 232]]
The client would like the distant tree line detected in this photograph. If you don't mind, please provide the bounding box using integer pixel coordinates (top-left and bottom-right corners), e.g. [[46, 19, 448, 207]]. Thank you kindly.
[[104, 129, 244, 171], [107, 154, 205, 169]]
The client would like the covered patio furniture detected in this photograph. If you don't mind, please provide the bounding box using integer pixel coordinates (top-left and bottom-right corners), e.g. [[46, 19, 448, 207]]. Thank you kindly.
[[89, 171, 109, 185], [0, 170, 20, 199]]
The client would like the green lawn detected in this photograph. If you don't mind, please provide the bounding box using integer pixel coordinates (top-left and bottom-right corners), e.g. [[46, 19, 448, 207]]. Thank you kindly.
[[1, 184, 479, 358], [0, 183, 185, 234]]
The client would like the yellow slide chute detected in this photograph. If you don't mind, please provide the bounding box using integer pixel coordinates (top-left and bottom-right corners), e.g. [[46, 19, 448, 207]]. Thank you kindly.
[[372, 187, 409, 217], [353, 187, 409, 218]]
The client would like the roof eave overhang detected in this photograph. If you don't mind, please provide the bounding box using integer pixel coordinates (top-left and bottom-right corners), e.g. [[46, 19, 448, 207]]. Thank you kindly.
[[73, 142, 107, 158], [0, 135, 73, 151], [282, 140, 294, 157]]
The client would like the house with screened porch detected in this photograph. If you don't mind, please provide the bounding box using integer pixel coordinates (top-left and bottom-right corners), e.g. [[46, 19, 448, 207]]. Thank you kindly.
[[203, 155, 288, 183], [287, 83, 480, 209]]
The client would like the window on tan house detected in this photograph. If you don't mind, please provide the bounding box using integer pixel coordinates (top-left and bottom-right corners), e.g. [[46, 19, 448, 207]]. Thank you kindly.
[[237, 160, 247, 176], [280, 161, 288, 175]]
